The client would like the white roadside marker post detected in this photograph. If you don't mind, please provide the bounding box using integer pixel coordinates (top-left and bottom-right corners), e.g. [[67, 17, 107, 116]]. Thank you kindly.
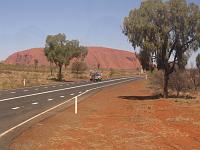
[[23, 79, 26, 87], [75, 96, 78, 114]]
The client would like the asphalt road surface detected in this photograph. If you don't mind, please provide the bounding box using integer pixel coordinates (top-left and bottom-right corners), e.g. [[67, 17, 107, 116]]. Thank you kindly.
[[0, 76, 141, 149]]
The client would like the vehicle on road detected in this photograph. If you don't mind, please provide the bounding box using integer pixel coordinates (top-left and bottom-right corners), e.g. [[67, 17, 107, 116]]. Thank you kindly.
[[90, 71, 102, 82]]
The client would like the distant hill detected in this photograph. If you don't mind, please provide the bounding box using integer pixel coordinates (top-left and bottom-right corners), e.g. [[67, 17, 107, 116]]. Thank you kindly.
[[4, 47, 141, 69]]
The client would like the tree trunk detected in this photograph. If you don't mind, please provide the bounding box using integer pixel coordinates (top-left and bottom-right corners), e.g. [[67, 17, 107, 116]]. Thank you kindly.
[[50, 62, 53, 76], [58, 64, 63, 81], [163, 70, 169, 98], [177, 90, 179, 97]]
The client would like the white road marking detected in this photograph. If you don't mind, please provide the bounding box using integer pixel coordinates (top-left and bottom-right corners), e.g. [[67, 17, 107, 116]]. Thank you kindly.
[[35, 88, 38, 90], [0, 78, 138, 138], [78, 91, 82, 94], [44, 87, 48, 89], [52, 86, 56, 88], [11, 107, 20, 110], [24, 90, 29, 92], [0, 77, 138, 102], [48, 98, 53, 101], [70, 93, 74, 96], [32, 102, 38, 105], [60, 96, 65, 98], [11, 92, 16, 94]]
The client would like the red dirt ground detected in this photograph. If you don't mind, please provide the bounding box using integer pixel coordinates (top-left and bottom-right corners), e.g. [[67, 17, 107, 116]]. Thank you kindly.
[[10, 80, 200, 150]]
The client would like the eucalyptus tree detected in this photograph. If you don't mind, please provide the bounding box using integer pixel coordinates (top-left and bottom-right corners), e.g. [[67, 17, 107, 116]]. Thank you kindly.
[[45, 33, 87, 81], [123, 0, 200, 98]]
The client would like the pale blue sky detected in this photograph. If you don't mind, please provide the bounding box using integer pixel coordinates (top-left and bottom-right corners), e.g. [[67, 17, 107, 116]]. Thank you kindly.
[[0, 0, 200, 65]]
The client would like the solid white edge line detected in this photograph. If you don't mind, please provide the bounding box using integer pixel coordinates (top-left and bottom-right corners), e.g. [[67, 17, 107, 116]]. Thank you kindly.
[[0, 78, 138, 138], [0, 77, 137, 102]]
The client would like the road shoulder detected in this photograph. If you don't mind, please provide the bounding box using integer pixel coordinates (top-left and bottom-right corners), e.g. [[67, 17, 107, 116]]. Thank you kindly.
[[10, 80, 200, 150]]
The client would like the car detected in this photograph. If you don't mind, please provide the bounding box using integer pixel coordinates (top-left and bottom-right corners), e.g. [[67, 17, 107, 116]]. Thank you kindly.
[[90, 71, 102, 82]]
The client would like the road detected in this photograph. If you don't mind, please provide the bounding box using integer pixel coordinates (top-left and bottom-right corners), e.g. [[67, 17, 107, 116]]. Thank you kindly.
[[0, 76, 141, 148]]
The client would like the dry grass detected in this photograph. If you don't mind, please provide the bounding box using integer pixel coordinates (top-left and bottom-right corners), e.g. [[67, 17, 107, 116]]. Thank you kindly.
[[0, 63, 140, 90]]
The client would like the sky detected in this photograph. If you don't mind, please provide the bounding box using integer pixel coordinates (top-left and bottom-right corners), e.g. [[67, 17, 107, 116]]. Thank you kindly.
[[0, 0, 200, 65]]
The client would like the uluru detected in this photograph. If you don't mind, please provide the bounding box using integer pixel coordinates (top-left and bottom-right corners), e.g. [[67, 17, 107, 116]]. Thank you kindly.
[[4, 47, 141, 69]]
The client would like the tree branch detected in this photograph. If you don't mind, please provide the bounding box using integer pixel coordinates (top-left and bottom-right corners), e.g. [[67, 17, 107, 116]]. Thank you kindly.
[[168, 52, 178, 74], [183, 38, 195, 48]]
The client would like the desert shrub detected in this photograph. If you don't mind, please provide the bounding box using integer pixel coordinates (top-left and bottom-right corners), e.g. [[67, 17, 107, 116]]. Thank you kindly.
[[71, 61, 87, 78], [187, 69, 200, 90], [150, 70, 163, 94], [168, 70, 187, 96], [109, 68, 116, 78], [151, 68, 200, 97]]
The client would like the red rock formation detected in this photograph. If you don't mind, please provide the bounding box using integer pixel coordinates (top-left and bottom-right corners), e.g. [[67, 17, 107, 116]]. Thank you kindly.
[[4, 47, 141, 69], [4, 48, 49, 66]]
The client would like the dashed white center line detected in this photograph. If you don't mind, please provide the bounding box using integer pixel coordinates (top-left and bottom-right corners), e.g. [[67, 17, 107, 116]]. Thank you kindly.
[[52, 86, 56, 88], [79, 91, 82, 94], [24, 90, 29, 92], [11, 92, 16, 94], [11, 107, 20, 110], [70, 93, 74, 96], [59, 85, 63, 87], [35, 88, 38, 91], [44, 87, 48, 89], [32, 102, 38, 105], [60, 96, 65, 98], [48, 98, 53, 101]]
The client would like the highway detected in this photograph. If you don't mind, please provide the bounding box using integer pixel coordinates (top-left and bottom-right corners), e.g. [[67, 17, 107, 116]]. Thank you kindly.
[[0, 76, 141, 148]]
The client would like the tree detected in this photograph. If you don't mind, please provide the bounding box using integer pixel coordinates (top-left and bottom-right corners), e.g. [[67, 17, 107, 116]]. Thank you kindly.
[[34, 59, 39, 70], [196, 54, 200, 73], [45, 33, 88, 81], [45, 49, 54, 76], [123, 0, 200, 98], [97, 63, 101, 70], [71, 61, 87, 78]]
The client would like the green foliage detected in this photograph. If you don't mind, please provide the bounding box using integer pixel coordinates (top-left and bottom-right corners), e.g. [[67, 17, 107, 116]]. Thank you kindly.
[[123, 0, 200, 98], [44, 33, 88, 81]]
